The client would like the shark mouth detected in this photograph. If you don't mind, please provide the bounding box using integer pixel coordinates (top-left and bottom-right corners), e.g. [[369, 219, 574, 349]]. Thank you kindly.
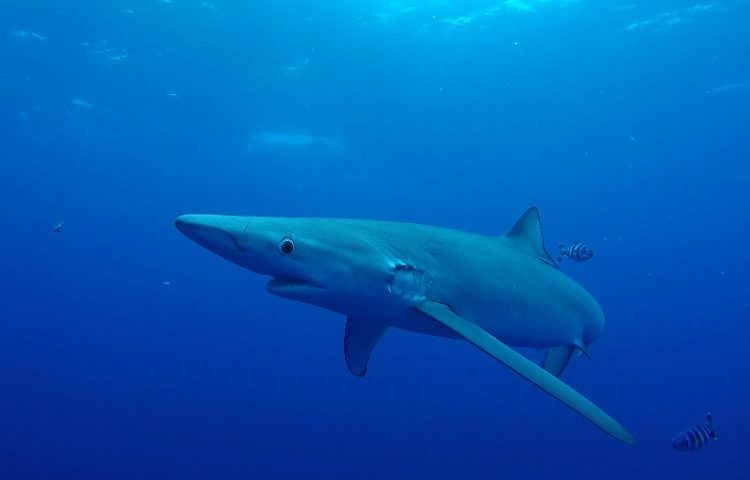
[[266, 276, 324, 296]]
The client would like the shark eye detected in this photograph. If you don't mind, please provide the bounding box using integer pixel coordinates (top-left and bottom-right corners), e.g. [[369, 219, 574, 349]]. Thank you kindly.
[[279, 236, 294, 255]]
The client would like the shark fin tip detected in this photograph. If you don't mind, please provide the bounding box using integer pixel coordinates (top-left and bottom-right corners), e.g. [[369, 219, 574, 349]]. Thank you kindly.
[[344, 317, 387, 379]]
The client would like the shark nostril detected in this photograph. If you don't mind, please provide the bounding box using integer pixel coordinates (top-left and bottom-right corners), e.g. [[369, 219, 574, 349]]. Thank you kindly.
[[231, 236, 245, 252]]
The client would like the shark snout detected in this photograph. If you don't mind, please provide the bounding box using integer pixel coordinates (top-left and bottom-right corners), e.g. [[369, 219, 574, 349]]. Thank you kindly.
[[175, 214, 248, 255]]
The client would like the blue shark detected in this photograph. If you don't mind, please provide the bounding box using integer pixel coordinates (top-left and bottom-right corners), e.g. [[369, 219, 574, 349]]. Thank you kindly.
[[175, 207, 634, 444]]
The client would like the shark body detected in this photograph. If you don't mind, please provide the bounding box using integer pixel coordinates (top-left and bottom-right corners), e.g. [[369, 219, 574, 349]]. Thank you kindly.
[[175, 207, 634, 444]]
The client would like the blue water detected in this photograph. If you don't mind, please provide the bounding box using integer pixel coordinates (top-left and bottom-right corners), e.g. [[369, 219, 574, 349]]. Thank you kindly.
[[2, 1, 749, 478]]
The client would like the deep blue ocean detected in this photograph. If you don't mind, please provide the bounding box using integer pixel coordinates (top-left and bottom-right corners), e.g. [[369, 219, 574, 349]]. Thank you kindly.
[[1, 1, 749, 478]]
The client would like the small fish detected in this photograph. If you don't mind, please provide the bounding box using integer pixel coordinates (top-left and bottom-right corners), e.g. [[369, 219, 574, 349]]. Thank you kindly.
[[53, 220, 64, 233], [672, 413, 717, 451], [558, 241, 593, 263]]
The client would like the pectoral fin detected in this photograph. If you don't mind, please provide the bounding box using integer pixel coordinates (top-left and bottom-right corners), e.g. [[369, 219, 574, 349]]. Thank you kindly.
[[543, 346, 576, 377], [416, 301, 634, 445], [344, 317, 388, 377]]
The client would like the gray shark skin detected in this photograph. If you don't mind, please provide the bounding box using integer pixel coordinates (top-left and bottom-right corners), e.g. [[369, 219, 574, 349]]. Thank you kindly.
[[175, 207, 634, 444]]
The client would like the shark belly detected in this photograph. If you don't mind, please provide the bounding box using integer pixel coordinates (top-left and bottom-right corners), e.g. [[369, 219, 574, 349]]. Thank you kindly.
[[402, 243, 604, 349], [370, 281, 593, 347], [381, 302, 587, 347], [384, 311, 462, 338]]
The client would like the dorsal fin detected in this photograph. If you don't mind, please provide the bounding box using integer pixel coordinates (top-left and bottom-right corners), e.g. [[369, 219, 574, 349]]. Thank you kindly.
[[503, 206, 556, 265]]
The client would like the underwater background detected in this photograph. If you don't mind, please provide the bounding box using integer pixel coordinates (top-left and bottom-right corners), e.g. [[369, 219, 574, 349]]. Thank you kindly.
[[1, 0, 749, 478]]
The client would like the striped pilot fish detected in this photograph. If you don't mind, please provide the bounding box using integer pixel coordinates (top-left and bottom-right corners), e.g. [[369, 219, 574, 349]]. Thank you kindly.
[[558, 241, 594, 263], [672, 413, 717, 451]]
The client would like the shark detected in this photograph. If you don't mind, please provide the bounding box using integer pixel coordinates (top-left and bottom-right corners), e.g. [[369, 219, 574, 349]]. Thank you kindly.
[[175, 207, 634, 444]]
